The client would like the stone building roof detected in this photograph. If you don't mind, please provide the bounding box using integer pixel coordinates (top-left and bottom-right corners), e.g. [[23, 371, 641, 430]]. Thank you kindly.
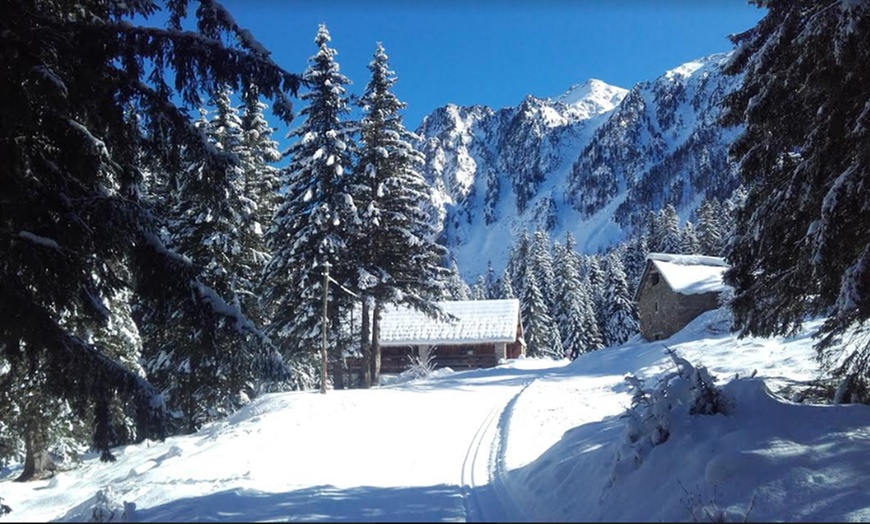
[[634, 253, 730, 301]]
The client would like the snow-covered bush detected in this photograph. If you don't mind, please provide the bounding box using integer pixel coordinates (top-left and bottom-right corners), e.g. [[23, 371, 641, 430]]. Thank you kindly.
[[89, 488, 135, 523], [405, 350, 438, 380], [612, 348, 730, 481], [0, 496, 10, 516], [63, 487, 135, 522]]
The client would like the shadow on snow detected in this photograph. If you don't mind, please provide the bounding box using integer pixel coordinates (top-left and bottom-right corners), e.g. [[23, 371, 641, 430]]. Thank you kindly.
[[125, 483, 477, 522]]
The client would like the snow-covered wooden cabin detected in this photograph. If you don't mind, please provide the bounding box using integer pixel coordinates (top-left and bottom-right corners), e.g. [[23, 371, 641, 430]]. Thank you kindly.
[[378, 299, 525, 373], [634, 253, 730, 341]]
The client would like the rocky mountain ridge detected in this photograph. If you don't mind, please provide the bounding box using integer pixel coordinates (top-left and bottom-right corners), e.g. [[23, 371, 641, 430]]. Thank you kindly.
[[415, 53, 742, 279]]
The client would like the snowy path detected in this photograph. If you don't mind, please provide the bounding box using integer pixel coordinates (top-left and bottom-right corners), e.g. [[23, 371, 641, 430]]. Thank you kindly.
[[0, 359, 568, 522], [8, 313, 870, 522]]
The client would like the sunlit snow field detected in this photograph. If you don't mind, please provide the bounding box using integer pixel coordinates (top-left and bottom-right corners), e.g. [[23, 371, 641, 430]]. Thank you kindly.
[[3, 309, 870, 522]]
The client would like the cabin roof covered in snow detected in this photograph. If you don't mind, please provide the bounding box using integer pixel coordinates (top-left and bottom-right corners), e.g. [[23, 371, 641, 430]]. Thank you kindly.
[[379, 299, 522, 346], [638, 252, 731, 299]]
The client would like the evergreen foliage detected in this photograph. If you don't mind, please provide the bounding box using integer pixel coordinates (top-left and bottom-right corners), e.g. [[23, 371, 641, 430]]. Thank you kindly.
[[529, 230, 557, 309], [658, 205, 682, 254], [353, 42, 448, 314], [142, 86, 283, 431], [444, 260, 472, 301], [602, 253, 639, 346], [506, 230, 532, 297], [722, 0, 870, 397], [0, 0, 300, 469], [263, 24, 356, 364], [554, 235, 603, 359], [696, 198, 725, 256], [520, 271, 563, 359]]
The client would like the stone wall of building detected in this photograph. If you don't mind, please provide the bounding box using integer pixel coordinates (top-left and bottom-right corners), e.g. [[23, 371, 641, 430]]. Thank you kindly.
[[637, 265, 721, 341]]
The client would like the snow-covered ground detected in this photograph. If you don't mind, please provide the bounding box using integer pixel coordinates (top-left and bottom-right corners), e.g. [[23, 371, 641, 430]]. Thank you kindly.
[[4, 308, 870, 522]]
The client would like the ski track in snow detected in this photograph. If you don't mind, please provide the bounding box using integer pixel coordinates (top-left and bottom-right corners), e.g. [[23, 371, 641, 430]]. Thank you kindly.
[[7, 312, 870, 522]]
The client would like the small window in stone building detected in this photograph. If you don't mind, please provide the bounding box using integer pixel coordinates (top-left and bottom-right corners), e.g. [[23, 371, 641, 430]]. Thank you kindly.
[[651, 272, 660, 286], [655, 301, 659, 313]]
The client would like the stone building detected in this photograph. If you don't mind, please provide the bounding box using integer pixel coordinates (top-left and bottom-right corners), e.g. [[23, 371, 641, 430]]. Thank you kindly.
[[633, 253, 730, 341]]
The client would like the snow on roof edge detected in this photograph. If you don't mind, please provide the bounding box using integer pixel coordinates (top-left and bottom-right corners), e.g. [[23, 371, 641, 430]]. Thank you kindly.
[[646, 252, 729, 268], [379, 299, 521, 346]]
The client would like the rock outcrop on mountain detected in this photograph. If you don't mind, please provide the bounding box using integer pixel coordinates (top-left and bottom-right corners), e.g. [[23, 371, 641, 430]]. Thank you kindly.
[[415, 53, 742, 279]]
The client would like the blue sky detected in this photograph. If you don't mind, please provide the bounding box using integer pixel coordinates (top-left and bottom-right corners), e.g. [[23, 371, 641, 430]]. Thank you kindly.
[[219, 1, 765, 131]]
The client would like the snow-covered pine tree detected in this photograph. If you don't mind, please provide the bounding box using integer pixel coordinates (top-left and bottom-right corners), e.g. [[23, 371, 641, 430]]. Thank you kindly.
[[554, 234, 603, 359], [520, 271, 563, 359], [680, 221, 701, 255], [142, 85, 281, 432], [602, 252, 640, 347], [444, 260, 472, 301], [506, 230, 532, 295], [238, 84, 282, 324], [472, 276, 488, 300], [621, 235, 649, 297], [583, 254, 608, 340], [529, 229, 557, 310], [484, 261, 499, 300], [237, 85, 289, 394], [644, 210, 662, 253], [263, 24, 357, 390], [696, 197, 725, 256], [353, 42, 450, 386], [722, 0, 870, 398], [499, 268, 516, 299], [0, 0, 300, 474], [658, 204, 682, 254], [721, 186, 747, 247]]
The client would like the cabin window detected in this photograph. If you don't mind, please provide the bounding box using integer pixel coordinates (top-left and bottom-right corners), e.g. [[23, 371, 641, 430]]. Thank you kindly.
[[651, 272, 660, 286]]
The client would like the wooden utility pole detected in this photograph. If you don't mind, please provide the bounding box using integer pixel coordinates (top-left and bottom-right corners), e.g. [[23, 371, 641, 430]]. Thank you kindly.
[[320, 261, 330, 394]]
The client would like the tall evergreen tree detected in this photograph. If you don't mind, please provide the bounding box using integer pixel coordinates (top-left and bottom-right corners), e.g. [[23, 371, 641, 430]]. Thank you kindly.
[[584, 254, 608, 339], [722, 0, 870, 397], [680, 220, 701, 255], [529, 229, 557, 309], [644, 210, 662, 253], [238, 84, 283, 324], [498, 268, 516, 299], [621, 235, 649, 296], [520, 271, 563, 359], [353, 42, 449, 386], [444, 260, 472, 301], [484, 261, 499, 300], [263, 24, 357, 391], [696, 197, 725, 256], [143, 86, 280, 431], [0, 0, 300, 476], [602, 253, 639, 347], [554, 236, 603, 359], [658, 205, 682, 254], [506, 230, 532, 294]]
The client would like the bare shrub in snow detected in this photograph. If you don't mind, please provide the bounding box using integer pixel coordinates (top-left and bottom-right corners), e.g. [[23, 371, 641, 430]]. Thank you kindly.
[[611, 348, 730, 482], [678, 479, 755, 523], [0, 496, 10, 516], [405, 349, 438, 380]]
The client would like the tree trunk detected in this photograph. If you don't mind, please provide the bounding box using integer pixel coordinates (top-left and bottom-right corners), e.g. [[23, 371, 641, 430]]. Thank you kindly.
[[360, 300, 372, 389], [16, 416, 53, 482], [371, 301, 383, 386]]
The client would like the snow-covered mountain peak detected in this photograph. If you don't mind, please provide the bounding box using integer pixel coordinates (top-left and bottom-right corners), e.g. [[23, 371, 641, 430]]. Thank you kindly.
[[663, 52, 731, 81], [415, 53, 743, 280], [553, 78, 628, 120]]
